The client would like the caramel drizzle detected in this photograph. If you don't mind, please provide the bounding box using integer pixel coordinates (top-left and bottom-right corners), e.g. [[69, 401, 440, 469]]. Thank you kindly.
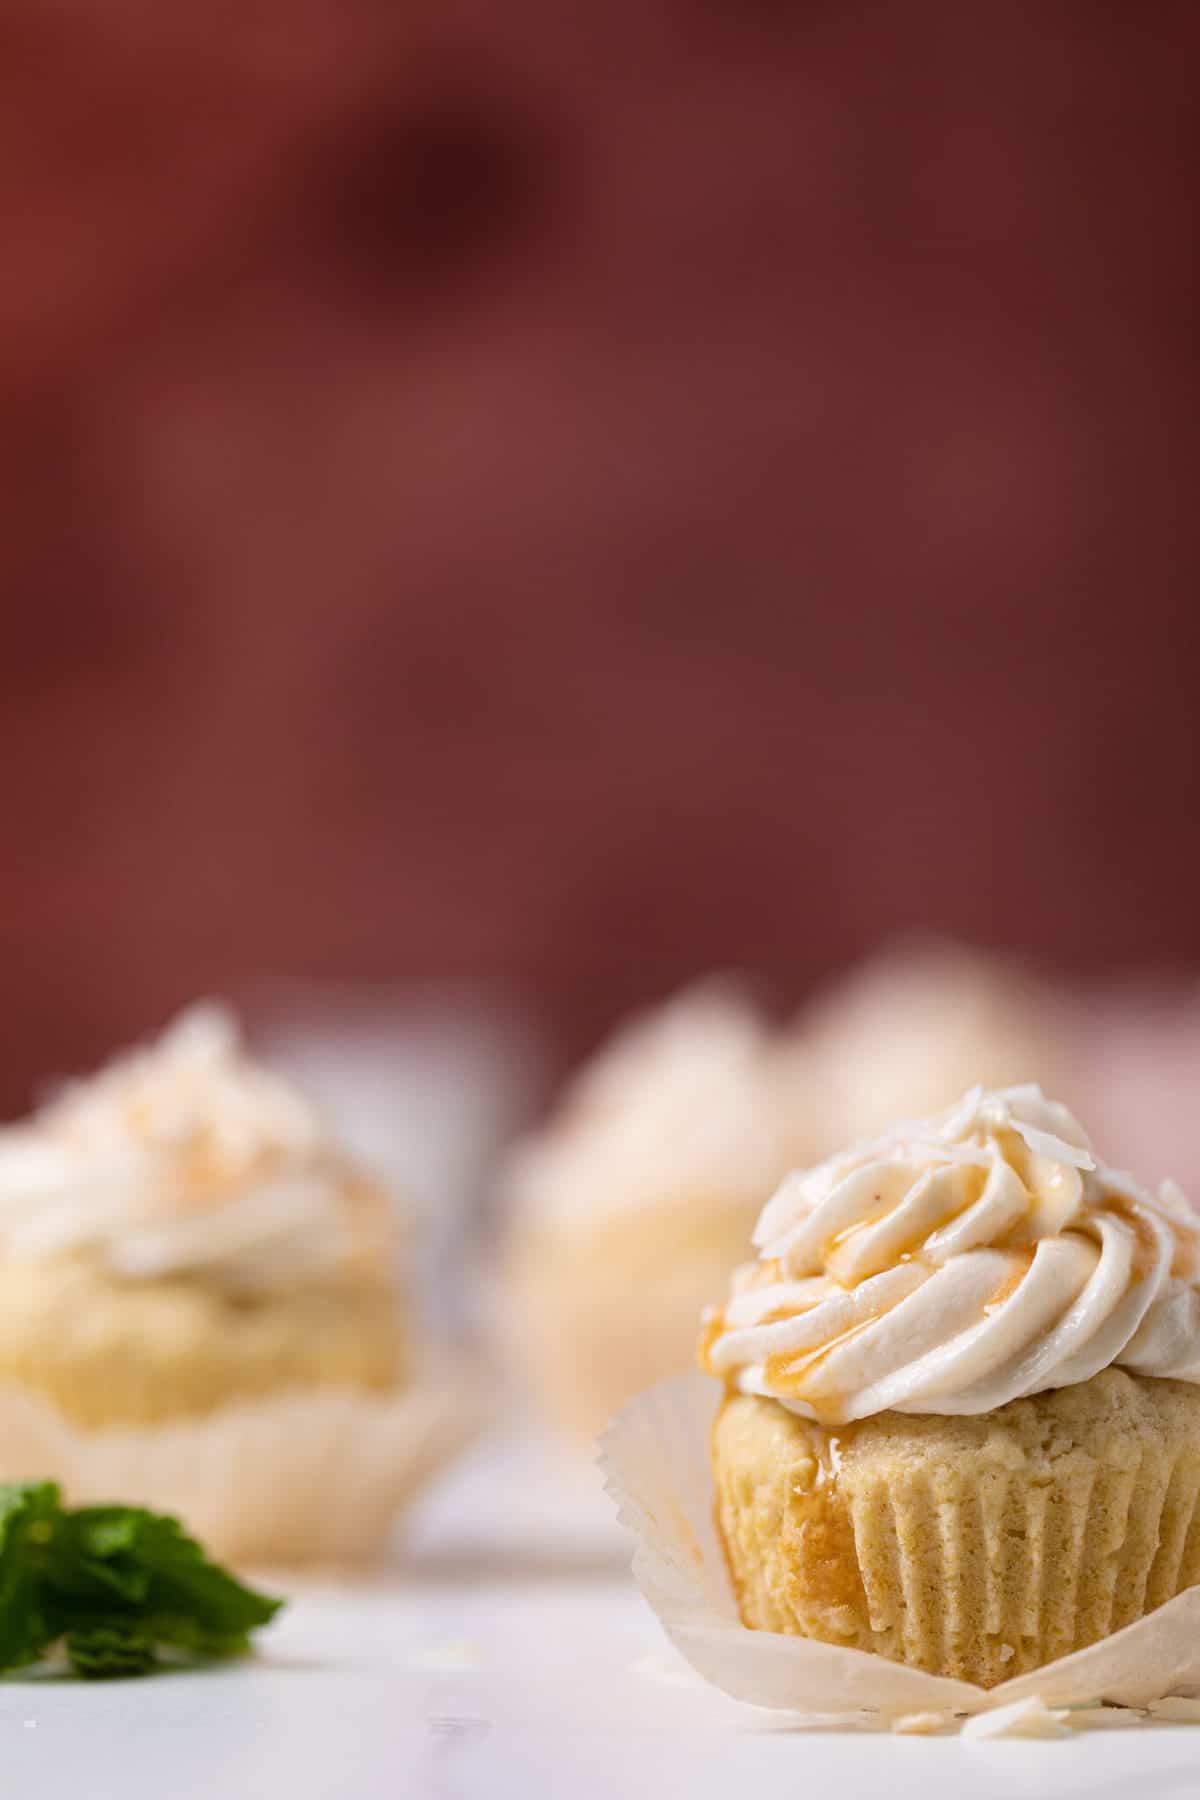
[[696, 1308, 725, 1373], [813, 1162, 991, 1274], [982, 1246, 1035, 1315], [703, 1135, 1200, 1405]]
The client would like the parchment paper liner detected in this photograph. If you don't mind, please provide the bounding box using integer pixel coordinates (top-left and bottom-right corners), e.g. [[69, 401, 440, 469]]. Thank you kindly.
[[600, 1373, 1200, 1716], [0, 1359, 482, 1566]]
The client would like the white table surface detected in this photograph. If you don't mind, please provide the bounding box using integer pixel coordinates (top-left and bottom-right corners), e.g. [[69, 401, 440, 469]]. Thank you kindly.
[[4, 1427, 1199, 1799]]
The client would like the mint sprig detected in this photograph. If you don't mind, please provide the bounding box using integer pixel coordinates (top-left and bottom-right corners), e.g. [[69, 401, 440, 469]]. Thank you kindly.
[[0, 1483, 283, 1678], [65, 1623, 157, 1678]]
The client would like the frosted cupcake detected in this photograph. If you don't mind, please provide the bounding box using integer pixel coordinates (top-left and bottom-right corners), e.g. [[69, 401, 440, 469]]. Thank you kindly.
[[505, 984, 797, 1439], [0, 1006, 457, 1562], [701, 1084, 1200, 1686]]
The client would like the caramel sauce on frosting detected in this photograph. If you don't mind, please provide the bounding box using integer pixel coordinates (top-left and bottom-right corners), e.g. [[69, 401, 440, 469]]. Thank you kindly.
[[702, 1084, 1200, 1421]]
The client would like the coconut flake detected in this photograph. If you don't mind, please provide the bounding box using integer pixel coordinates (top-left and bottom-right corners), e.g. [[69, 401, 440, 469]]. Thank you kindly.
[[1011, 1120, 1095, 1171], [889, 1711, 957, 1735], [959, 1697, 1071, 1741]]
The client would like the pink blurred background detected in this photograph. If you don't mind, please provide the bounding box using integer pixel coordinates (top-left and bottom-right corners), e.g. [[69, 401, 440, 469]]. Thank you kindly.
[[3, 3, 1200, 1112]]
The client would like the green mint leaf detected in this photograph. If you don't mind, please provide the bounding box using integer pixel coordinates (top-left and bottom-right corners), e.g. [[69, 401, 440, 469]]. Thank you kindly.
[[66, 1622, 157, 1679], [65, 1507, 283, 1652], [44, 1507, 157, 1622], [0, 1485, 283, 1679], [0, 1482, 64, 1672]]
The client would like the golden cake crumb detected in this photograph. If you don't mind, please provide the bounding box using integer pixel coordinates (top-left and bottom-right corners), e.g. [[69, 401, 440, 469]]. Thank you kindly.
[[712, 1369, 1200, 1686]]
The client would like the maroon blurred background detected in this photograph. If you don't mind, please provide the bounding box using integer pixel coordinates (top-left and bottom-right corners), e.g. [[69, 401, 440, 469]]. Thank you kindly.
[[3, 2, 1199, 1111]]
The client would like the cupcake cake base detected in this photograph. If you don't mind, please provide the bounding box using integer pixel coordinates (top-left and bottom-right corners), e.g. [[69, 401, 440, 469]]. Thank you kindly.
[[713, 1370, 1200, 1687], [601, 1371, 1200, 1718]]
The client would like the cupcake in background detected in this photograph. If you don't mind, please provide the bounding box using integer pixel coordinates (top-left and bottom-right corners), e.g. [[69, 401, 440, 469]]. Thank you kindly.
[[503, 982, 802, 1440], [1068, 975, 1200, 1201], [0, 1005, 468, 1563], [771, 940, 1068, 1162]]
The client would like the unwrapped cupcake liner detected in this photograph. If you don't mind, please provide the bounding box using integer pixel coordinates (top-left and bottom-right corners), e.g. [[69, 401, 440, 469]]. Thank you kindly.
[[599, 1372, 1200, 1719], [0, 1360, 483, 1566]]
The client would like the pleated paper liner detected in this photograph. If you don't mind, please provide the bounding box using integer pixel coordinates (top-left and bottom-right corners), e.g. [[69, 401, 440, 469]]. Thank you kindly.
[[0, 1358, 484, 1566], [712, 1379, 1200, 1687], [599, 1372, 1200, 1719]]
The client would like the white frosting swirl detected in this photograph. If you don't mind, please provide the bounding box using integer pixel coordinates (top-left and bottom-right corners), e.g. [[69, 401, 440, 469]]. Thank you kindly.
[[504, 984, 785, 1227], [0, 1005, 361, 1292], [703, 1084, 1200, 1422]]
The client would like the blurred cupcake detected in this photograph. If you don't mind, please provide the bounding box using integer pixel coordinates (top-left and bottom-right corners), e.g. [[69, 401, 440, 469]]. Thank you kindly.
[[772, 941, 1066, 1161], [0, 1005, 466, 1562], [702, 1083, 1200, 1685], [504, 982, 799, 1440]]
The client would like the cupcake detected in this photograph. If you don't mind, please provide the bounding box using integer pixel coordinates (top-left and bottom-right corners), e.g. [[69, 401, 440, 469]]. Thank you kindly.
[[771, 943, 1065, 1162], [0, 1005, 456, 1562], [505, 983, 798, 1439], [700, 1084, 1200, 1686]]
